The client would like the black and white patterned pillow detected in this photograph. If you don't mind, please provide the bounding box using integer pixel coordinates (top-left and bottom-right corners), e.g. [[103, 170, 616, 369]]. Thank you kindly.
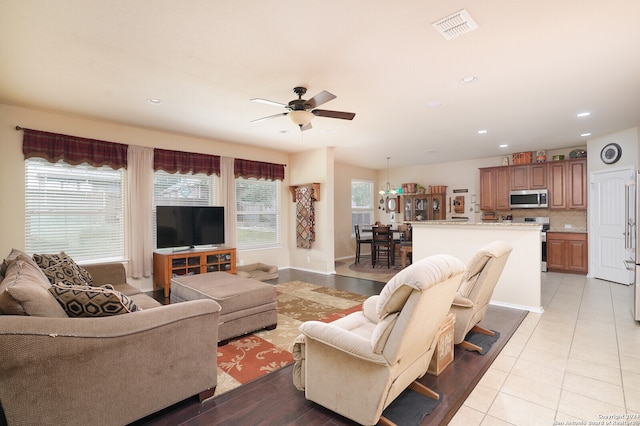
[[33, 252, 94, 286], [48, 283, 139, 317]]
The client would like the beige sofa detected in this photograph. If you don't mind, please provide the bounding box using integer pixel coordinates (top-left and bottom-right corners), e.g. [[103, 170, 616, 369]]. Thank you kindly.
[[0, 254, 222, 426]]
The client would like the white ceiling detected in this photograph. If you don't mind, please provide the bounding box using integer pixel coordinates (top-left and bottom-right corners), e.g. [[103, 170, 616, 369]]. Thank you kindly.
[[1, 1, 639, 170]]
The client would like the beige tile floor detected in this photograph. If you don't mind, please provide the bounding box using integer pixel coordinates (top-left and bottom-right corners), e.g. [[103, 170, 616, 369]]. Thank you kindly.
[[449, 272, 640, 425], [335, 260, 640, 425]]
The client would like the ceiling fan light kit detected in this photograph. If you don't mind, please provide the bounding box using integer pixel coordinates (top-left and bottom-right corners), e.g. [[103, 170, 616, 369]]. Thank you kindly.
[[288, 110, 314, 127], [251, 86, 355, 131]]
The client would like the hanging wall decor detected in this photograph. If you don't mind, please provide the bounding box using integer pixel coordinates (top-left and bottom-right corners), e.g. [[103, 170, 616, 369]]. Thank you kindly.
[[292, 184, 317, 249]]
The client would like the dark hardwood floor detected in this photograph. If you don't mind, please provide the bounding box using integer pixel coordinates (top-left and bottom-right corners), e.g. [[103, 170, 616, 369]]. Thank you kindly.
[[137, 269, 527, 426]]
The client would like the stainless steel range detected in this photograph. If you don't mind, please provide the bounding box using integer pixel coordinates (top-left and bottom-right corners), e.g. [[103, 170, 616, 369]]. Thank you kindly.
[[514, 216, 550, 271]]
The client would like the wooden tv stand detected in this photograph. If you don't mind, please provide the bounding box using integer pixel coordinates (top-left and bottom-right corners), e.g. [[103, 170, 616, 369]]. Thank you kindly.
[[153, 247, 237, 297]]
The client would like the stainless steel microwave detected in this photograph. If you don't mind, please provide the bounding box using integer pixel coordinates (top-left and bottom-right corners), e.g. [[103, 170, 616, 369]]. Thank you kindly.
[[509, 189, 548, 209]]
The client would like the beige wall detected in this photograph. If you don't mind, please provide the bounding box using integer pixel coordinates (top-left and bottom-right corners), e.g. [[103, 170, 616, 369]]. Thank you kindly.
[[334, 162, 376, 260], [0, 103, 297, 290], [587, 127, 638, 173], [289, 147, 335, 273]]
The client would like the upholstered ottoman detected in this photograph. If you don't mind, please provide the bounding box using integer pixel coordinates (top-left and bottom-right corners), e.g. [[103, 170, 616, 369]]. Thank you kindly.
[[171, 272, 277, 342]]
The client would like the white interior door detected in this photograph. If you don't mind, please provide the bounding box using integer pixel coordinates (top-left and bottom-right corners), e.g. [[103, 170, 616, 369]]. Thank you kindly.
[[590, 167, 635, 284]]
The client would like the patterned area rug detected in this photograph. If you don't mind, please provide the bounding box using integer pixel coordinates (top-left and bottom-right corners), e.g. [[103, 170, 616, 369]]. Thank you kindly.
[[348, 257, 403, 274], [214, 281, 368, 397]]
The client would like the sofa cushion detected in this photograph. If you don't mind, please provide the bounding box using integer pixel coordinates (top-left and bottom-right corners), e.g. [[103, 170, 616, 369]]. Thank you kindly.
[[371, 311, 398, 354], [33, 252, 94, 286], [49, 283, 140, 317], [128, 292, 162, 310], [1, 248, 27, 277], [0, 251, 68, 317]]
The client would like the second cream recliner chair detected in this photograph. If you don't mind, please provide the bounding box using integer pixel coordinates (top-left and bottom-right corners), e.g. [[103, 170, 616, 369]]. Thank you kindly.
[[450, 240, 513, 353], [292, 254, 465, 425]]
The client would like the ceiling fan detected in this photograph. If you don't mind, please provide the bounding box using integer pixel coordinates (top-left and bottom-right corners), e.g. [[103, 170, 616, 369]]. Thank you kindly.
[[250, 87, 355, 131]]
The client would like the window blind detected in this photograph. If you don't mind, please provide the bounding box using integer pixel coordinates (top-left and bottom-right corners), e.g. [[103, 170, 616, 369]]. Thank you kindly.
[[25, 157, 125, 262], [153, 170, 218, 247], [236, 178, 280, 249], [352, 179, 374, 235]]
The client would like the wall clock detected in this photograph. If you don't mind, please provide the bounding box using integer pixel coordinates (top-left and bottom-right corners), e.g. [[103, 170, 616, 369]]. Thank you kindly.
[[600, 143, 621, 164]]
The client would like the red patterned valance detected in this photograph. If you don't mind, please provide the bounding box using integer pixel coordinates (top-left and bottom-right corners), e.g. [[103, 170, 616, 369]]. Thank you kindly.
[[154, 148, 220, 176], [234, 158, 285, 181], [22, 128, 128, 169]]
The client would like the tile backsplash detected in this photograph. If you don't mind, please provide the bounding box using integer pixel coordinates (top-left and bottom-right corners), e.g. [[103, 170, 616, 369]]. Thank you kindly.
[[496, 209, 587, 232]]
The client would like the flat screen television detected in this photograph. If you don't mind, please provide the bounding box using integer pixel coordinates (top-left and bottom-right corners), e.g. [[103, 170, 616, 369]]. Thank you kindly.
[[156, 206, 225, 249]]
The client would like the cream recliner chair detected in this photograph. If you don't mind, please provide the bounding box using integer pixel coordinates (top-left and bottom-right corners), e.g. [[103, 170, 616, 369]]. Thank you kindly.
[[292, 254, 465, 425], [450, 240, 512, 353]]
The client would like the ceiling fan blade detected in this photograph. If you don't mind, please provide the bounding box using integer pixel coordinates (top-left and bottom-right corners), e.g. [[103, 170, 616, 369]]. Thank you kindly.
[[306, 91, 336, 108], [312, 109, 356, 120], [250, 98, 287, 108], [250, 112, 288, 123], [300, 122, 313, 131]]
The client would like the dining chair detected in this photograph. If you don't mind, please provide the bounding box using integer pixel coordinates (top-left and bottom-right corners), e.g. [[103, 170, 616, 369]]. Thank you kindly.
[[399, 224, 413, 268], [354, 225, 372, 264], [372, 225, 394, 268]]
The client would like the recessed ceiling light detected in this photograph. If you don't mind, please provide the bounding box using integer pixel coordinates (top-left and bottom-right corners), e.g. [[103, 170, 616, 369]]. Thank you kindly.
[[146, 98, 162, 104], [576, 112, 591, 117], [460, 76, 477, 84], [580, 132, 592, 137], [426, 100, 442, 108], [499, 144, 508, 148], [477, 129, 488, 134]]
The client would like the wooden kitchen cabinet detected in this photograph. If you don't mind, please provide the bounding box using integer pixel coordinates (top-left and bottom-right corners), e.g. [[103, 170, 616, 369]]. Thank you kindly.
[[480, 166, 509, 211], [547, 158, 587, 209], [510, 163, 547, 190], [153, 247, 236, 297], [403, 193, 446, 221], [546, 232, 588, 274], [566, 159, 587, 209]]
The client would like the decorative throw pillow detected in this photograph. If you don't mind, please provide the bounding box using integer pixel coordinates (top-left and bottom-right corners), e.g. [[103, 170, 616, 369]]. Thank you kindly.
[[0, 252, 68, 317], [33, 252, 94, 286], [48, 283, 139, 317]]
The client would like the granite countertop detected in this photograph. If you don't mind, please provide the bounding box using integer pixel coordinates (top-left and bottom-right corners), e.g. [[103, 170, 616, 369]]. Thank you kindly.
[[409, 220, 541, 228], [547, 227, 588, 234]]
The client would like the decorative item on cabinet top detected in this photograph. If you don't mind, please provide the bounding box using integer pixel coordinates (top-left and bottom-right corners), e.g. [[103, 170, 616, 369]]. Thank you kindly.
[[401, 184, 447, 195], [569, 149, 587, 158], [512, 151, 533, 165], [402, 183, 417, 194]]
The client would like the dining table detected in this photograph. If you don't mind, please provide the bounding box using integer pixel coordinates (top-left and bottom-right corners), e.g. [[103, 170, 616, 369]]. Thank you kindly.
[[359, 225, 407, 266]]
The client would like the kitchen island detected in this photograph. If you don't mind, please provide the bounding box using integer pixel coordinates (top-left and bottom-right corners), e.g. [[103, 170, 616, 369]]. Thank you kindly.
[[411, 221, 543, 312]]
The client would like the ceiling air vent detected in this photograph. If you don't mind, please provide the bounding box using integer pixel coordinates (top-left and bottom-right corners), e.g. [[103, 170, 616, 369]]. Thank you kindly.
[[432, 9, 478, 40]]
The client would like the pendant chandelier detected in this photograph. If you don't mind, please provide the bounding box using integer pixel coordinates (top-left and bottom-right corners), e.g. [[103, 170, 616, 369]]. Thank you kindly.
[[379, 157, 397, 196]]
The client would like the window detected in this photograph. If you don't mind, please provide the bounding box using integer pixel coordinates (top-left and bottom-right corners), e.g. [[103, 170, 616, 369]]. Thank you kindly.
[[352, 179, 374, 235], [25, 157, 125, 262], [236, 178, 280, 249], [153, 170, 218, 246], [154, 170, 217, 206]]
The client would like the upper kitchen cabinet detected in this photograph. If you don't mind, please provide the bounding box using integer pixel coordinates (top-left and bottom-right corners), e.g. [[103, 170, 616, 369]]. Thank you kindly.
[[510, 163, 547, 190], [548, 158, 587, 209], [567, 158, 587, 209], [479, 166, 510, 211], [481, 158, 586, 211]]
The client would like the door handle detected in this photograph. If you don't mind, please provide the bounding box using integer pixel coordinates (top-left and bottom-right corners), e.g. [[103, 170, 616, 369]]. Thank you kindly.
[[623, 258, 635, 271], [625, 182, 635, 249]]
